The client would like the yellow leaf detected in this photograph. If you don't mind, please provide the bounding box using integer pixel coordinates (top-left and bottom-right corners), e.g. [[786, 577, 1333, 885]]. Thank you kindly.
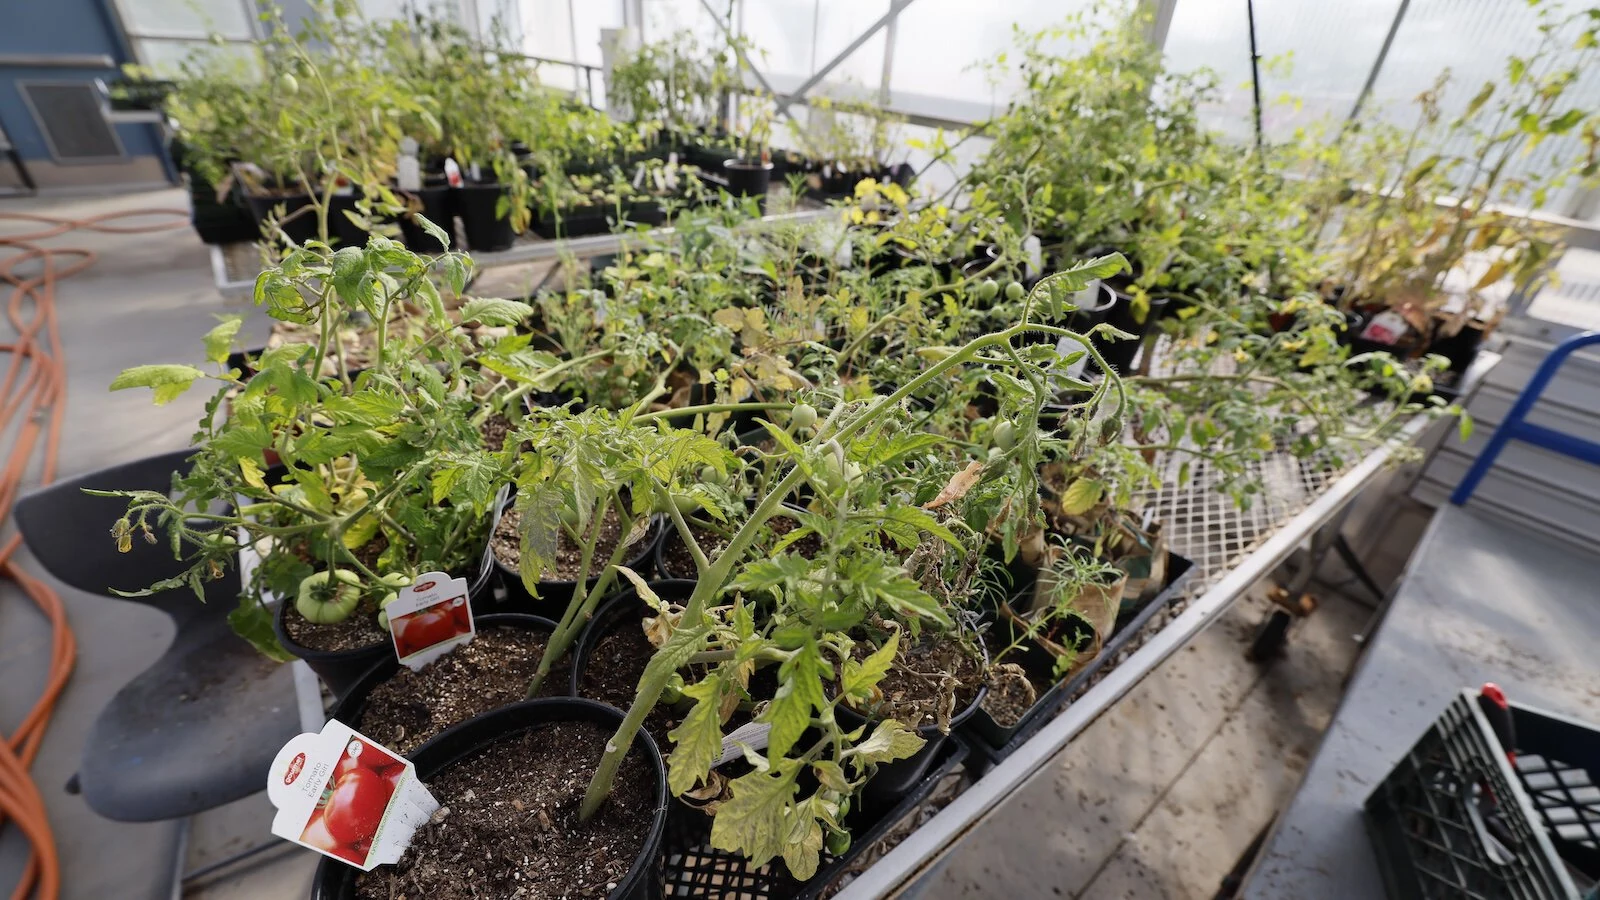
[[1473, 259, 1510, 291], [1058, 478, 1105, 516], [712, 308, 746, 332], [341, 513, 380, 550], [238, 457, 266, 489]]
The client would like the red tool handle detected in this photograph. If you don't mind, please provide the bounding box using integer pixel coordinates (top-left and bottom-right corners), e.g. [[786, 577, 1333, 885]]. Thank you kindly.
[[1478, 683, 1517, 765]]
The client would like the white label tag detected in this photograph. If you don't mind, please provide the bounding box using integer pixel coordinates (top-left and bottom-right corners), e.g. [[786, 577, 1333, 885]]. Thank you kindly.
[[1023, 234, 1043, 279], [1054, 334, 1091, 381], [713, 721, 773, 767], [443, 158, 463, 189], [396, 137, 421, 192], [386, 571, 473, 671], [267, 720, 439, 871], [1359, 310, 1408, 345], [632, 163, 647, 189]]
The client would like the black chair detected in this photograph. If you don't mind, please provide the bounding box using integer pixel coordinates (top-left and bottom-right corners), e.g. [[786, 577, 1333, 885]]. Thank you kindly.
[[14, 448, 301, 821]]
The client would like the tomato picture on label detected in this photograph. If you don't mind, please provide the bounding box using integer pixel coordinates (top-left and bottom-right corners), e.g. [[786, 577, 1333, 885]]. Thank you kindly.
[[448, 596, 471, 634], [321, 767, 393, 847], [334, 737, 405, 783], [299, 807, 365, 865], [391, 601, 468, 658]]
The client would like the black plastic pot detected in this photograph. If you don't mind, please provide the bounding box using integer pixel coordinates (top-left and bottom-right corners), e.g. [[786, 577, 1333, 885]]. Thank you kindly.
[[310, 698, 667, 900], [397, 184, 455, 253], [243, 191, 369, 247], [1428, 319, 1488, 373], [652, 502, 810, 583], [531, 201, 667, 240], [1058, 281, 1119, 372], [963, 552, 1195, 765], [274, 542, 498, 696], [1097, 288, 1170, 374], [244, 192, 317, 245], [489, 498, 663, 617], [186, 174, 258, 245], [722, 159, 773, 211], [570, 582, 696, 699], [835, 637, 988, 815], [531, 204, 608, 239], [457, 182, 515, 252], [328, 613, 560, 731]]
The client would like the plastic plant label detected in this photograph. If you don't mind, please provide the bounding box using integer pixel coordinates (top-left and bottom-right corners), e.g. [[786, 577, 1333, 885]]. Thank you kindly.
[[1053, 333, 1091, 381], [1023, 234, 1043, 278], [387, 571, 474, 670], [1359, 310, 1408, 345], [714, 721, 773, 767], [443, 158, 463, 189], [267, 720, 438, 871], [396, 137, 421, 192]]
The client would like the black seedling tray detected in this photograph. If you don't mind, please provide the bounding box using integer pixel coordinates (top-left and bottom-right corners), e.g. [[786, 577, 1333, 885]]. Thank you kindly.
[[660, 737, 970, 899], [961, 551, 1195, 771]]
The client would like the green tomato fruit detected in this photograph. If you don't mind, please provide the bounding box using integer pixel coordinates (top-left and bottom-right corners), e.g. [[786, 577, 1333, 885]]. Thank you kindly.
[[278, 73, 299, 96], [994, 421, 1017, 450], [976, 279, 999, 302], [826, 829, 852, 856], [556, 505, 581, 527], [652, 492, 698, 515], [1100, 415, 1124, 444], [1005, 281, 1026, 301], [379, 572, 412, 589], [699, 465, 727, 486], [661, 672, 686, 705], [791, 403, 818, 430], [295, 569, 362, 625]]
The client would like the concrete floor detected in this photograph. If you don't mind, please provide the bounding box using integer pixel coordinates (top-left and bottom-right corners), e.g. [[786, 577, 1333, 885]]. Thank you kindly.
[[0, 189, 1430, 899], [0, 188, 275, 899]]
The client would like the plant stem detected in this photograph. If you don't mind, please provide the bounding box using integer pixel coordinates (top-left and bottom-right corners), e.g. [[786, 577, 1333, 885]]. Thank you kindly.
[[526, 496, 636, 697], [635, 401, 791, 423]]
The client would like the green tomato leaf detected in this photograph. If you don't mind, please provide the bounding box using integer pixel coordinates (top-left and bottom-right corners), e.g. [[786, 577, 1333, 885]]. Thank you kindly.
[[846, 719, 925, 772], [430, 451, 501, 513], [202, 316, 244, 365], [414, 213, 450, 251], [841, 630, 898, 704], [761, 639, 826, 759], [228, 595, 293, 662], [109, 364, 207, 405], [709, 762, 799, 869], [666, 676, 726, 796], [782, 796, 828, 880], [459, 297, 535, 327]]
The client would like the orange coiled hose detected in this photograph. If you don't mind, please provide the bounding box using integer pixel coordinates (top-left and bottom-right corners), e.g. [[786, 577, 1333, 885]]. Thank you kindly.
[[0, 207, 189, 900]]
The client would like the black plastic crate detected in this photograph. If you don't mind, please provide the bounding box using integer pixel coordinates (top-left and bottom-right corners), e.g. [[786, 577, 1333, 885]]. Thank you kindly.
[[962, 551, 1195, 771], [660, 736, 970, 899], [1365, 690, 1600, 899]]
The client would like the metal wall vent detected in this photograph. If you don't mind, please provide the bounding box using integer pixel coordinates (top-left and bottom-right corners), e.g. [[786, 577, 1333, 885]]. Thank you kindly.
[[19, 81, 125, 163]]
